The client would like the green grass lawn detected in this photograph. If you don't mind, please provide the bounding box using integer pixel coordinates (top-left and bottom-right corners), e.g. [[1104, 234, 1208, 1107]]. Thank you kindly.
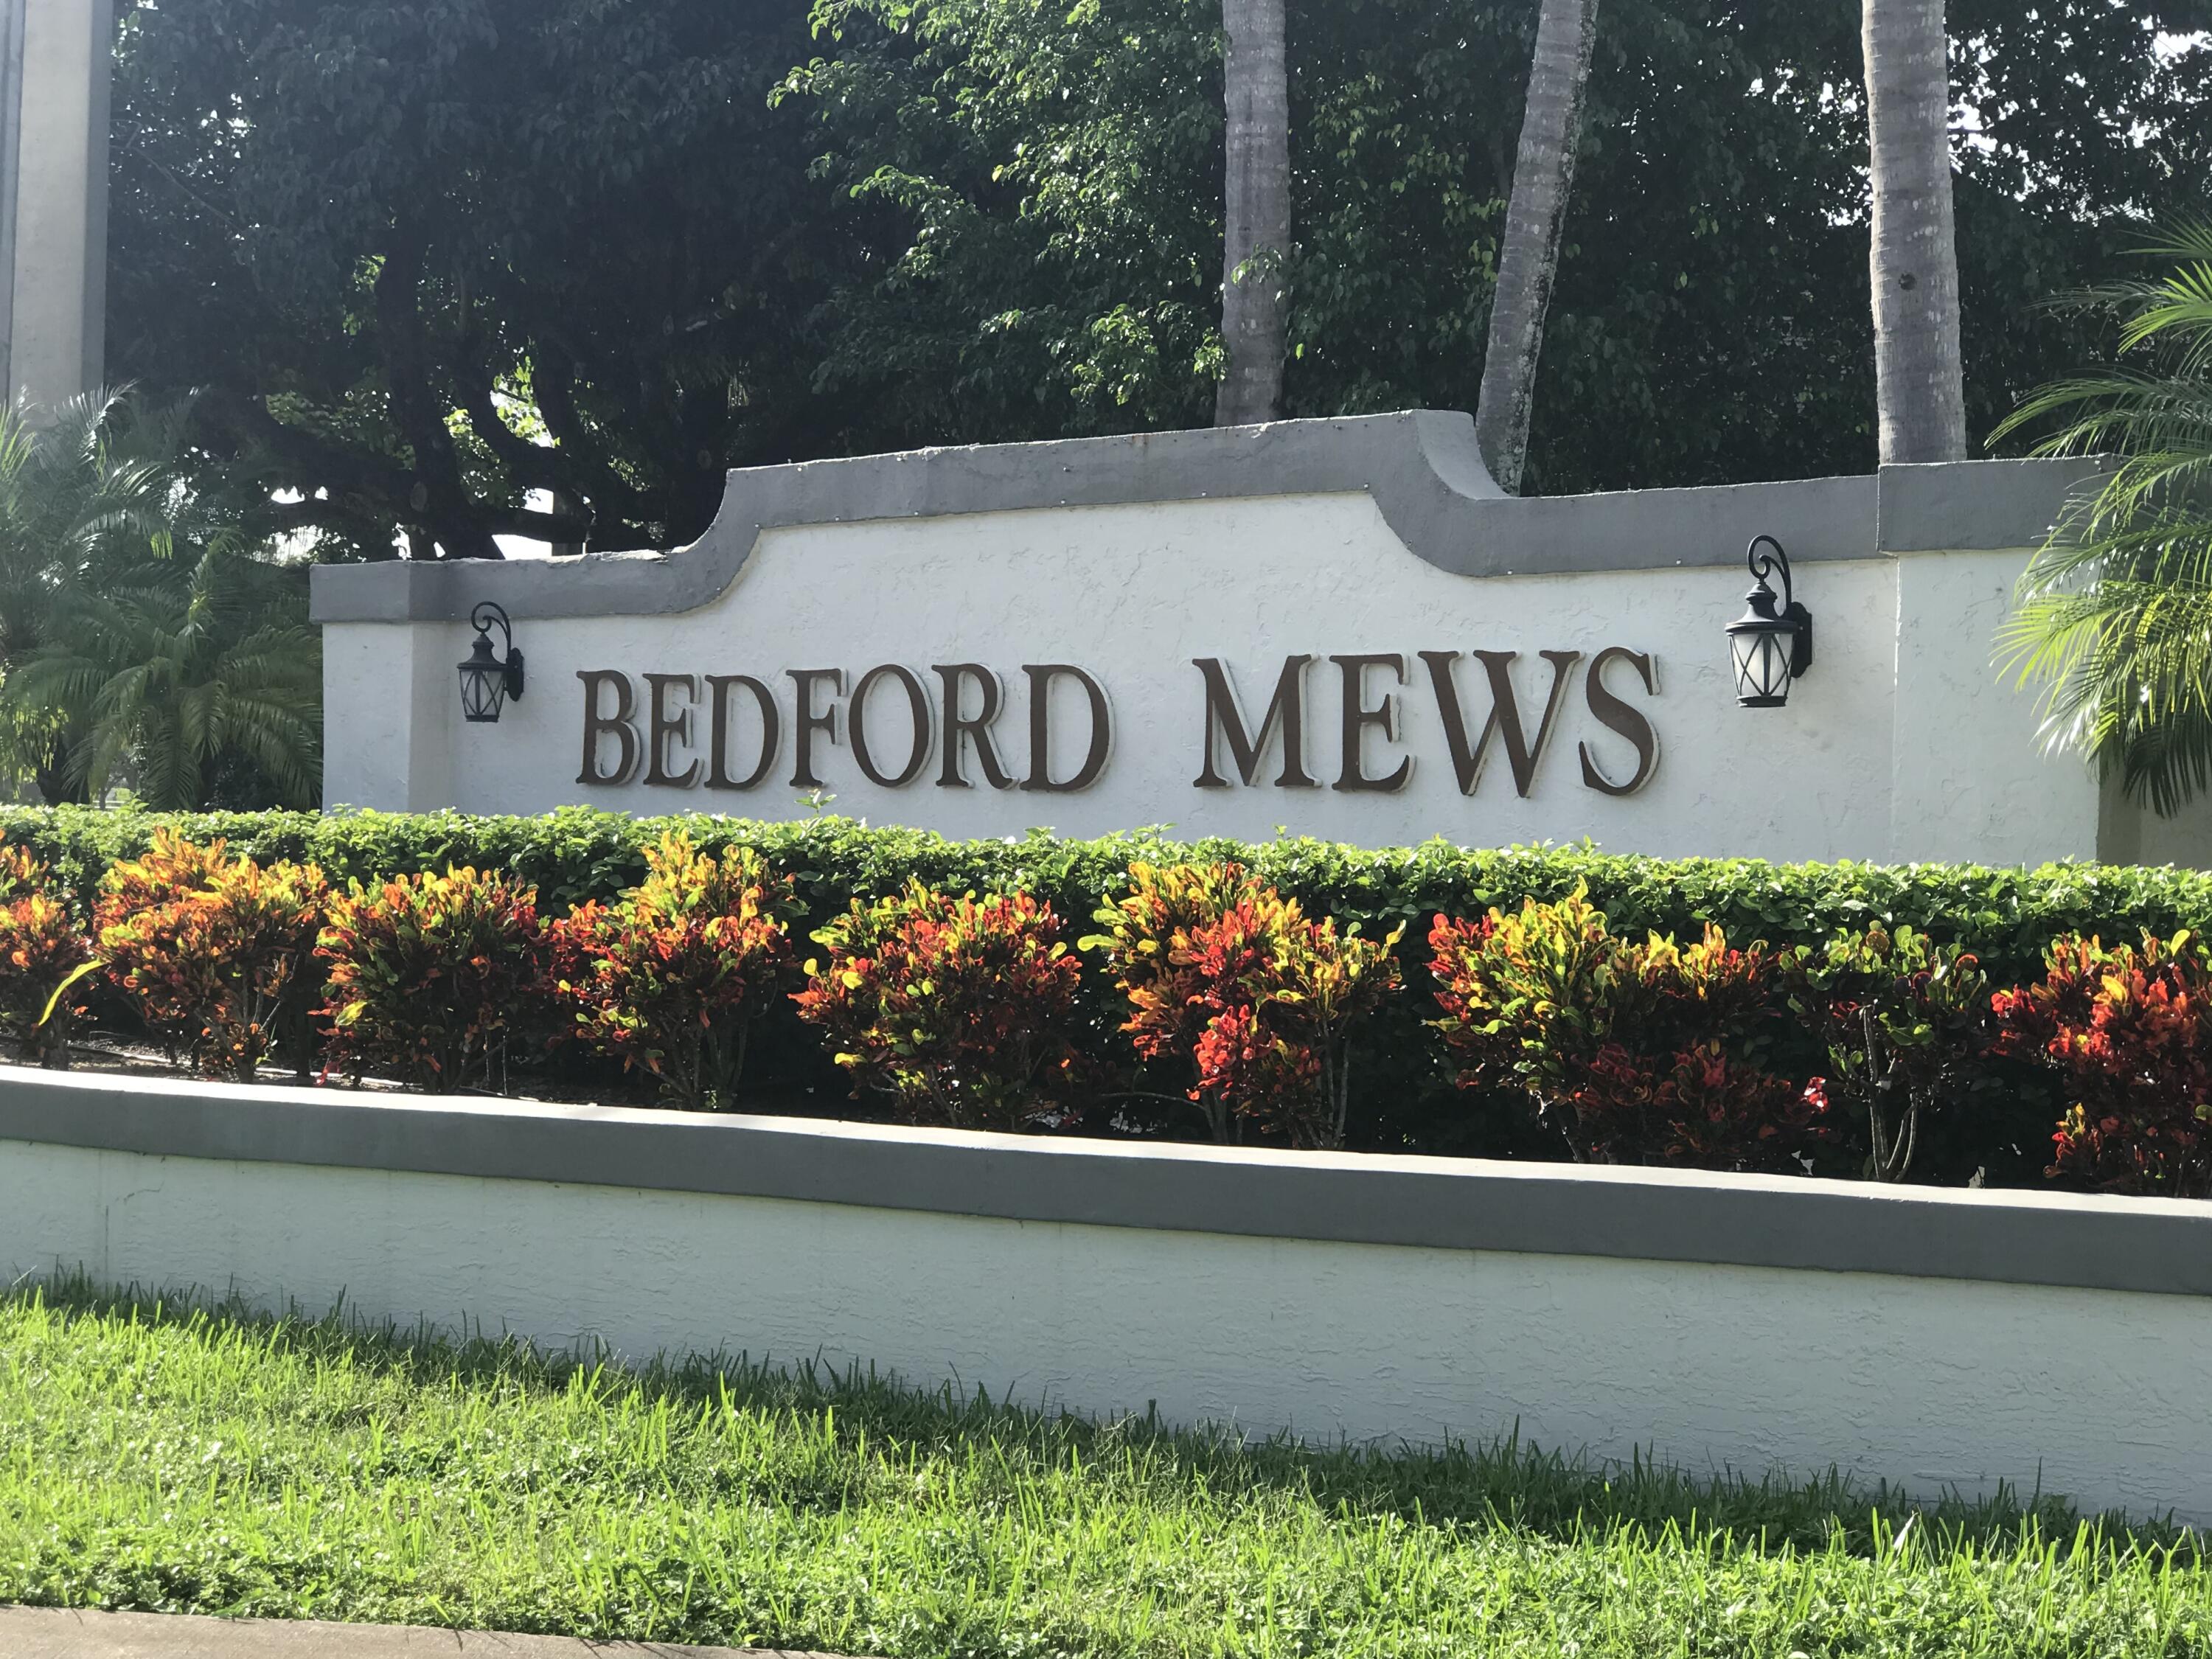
[[1, 1284, 2206, 1657]]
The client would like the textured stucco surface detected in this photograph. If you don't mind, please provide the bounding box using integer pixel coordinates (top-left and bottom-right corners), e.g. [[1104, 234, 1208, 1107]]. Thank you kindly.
[[5, 1132, 2207, 1522], [321, 511, 2098, 862], [313, 415, 2112, 861]]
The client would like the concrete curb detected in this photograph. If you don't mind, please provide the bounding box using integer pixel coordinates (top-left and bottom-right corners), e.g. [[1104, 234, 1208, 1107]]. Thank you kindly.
[[5, 1064, 2209, 1298], [0, 1606, 859, 1658]]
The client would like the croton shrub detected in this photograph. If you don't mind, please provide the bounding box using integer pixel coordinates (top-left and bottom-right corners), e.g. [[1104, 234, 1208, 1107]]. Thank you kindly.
[[796, 882, 1085, 1131], [1088, 863, 1400, 1150], [319, 866, 546, 1094], [8, 806, 2212, 1200], [552, 833, 798, 1113], [1429, 888, 1822, 1172], [0, 844, 95, 1068], [97, 830, 330, 1081], [1992, 931, 2212, 1197]]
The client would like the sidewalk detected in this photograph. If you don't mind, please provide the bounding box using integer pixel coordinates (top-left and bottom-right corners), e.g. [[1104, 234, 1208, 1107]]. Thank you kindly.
[[0, 1606, 862, 1658]]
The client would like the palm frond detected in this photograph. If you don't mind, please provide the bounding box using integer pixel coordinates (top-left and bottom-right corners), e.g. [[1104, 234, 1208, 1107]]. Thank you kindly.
[[0, 388, 322, 805], [1998, 227, 2212, 815]]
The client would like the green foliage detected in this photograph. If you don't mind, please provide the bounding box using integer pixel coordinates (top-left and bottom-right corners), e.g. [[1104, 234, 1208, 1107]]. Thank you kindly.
[[1784, 925, 1995, 1183], [110, 1, 2212, 524], [0, 390, 174, 800], [15, 805, 2212, 1187], [550, 832, 799, 1112], [796, 880, 1085, 1130], [14, 545, 321, 810], [0, 390, 321, 808], [789, 0, 2212, 490], [4, 1281, 2209, 1655], [1997, 223, 2212, 814], [25, 806, 2212, 997], [111, 0, 881, 560], [318, 866, 546, 1093]]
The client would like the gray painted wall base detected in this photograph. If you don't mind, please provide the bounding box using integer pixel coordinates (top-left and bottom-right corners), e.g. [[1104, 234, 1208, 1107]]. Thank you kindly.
[[4, 1066, 2205, 1298]]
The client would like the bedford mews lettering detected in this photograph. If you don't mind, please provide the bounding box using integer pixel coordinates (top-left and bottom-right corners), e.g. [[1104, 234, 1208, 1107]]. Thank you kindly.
[[578, 651, 1656, 799], [576, 665, 1116, 796], [1579, 647, 1662, 796], [1197, 650, 1660, 798], [1420, 649, 1580, 798]]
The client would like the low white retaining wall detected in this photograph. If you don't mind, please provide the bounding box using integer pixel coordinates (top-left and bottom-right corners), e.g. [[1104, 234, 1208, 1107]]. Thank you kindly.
[[5, 1065, 2211, 1522]]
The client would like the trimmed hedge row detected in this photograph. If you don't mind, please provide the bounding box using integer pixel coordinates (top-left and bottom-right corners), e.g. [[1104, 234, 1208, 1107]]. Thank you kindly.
[[10, 804, 2212, 1189], [13, 805, 2212, 983]]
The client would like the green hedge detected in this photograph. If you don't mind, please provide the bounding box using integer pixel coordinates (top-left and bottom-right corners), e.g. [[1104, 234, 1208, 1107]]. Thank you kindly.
[[10, 803, 2210, 1184], [10, 803, 2211, 983]]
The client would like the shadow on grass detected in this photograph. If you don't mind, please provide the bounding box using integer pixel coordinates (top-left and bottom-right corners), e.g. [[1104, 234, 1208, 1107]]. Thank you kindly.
[[13, 1270, 2198, 1568]]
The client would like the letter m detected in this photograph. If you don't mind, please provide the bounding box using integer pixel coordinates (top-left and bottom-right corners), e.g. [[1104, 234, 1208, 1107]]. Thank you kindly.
[[1193, 656, 1316, 788]]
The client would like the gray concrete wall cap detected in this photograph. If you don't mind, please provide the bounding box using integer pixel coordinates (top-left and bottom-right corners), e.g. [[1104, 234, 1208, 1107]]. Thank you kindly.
[[1877, 456, 2106, 553], [6, 1065, 2208, 1298], [310, 411, 1897, 623]]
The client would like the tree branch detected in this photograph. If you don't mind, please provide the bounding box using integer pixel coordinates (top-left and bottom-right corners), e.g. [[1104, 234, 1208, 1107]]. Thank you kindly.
[[375, 220, 504, 559]]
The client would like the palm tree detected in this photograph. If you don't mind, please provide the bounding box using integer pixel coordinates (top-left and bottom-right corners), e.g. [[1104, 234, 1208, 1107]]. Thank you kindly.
[[1214, 0, 1290, 426], [1472, 0, 1601, 495], [9, 542, 322, 810], [0, 389, 175, 798], [1863, 0, 1966, 464], [1994, 224, 2212, 814]]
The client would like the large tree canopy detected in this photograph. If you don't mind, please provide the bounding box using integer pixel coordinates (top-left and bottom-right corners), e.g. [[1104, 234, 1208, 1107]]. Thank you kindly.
[[106, 0, 2212, 558], [798, 0, 2212, 490], [111, 0, 889, 558]]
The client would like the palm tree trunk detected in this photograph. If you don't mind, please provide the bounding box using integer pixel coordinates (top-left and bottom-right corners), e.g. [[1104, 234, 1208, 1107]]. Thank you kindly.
[[1472, 0, 1600, 496], [1863, 0, 1966, 465], [1214, 0, 1290, 427], [32, 732, 84, 805]]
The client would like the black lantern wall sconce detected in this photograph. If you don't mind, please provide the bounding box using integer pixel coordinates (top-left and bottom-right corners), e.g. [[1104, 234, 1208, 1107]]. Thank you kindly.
[[1726, 535, 1813, 709], [458, 602, 526, 724]]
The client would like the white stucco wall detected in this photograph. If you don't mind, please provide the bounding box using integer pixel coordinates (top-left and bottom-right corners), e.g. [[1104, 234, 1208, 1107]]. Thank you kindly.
[[322, 493, 2101, 866], [6, 1134, 2206, 1523]]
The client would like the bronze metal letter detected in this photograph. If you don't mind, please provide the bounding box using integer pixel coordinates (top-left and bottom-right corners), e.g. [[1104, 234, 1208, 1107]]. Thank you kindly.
[[1580, 647, 1661, 796], [1329, 653, 1412, 793], [933, 664, 1015, 790], [787, 668, 846, 789], [576, 669, 641, 787], [1192, 655, 1317, 788], [850, 664, 935, 787], [642, 673, 701, 789], [1020, 664, 1113, 793], [1419, 649, 1581, 798], [705, 674, 779, 791]]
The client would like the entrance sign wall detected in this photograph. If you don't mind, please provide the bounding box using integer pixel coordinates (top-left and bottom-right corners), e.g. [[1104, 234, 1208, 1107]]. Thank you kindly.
[[313, 411, 2154, 866]]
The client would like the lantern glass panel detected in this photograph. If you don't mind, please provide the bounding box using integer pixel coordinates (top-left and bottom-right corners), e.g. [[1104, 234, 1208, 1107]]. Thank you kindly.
[[1729, 632, 1753, 695], [459, 641, 507, 723], [1759, 632, 1788, 699], [1731, 626, 1793, 705]]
